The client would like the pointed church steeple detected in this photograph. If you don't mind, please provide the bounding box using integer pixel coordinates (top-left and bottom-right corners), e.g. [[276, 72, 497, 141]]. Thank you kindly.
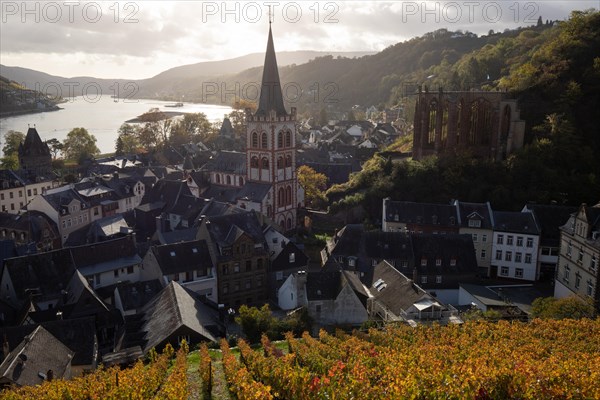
[[255, 24, 287, 117]]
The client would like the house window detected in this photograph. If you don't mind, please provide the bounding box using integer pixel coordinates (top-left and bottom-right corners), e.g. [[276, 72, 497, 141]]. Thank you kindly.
[[497, 235, 504, 245], [348, 257, 355, 267], [276, 271, 283, 281], [541, 247, 551, 256], [9, 192, 13, 199], [436, 275, 442, 283], [223, 265, 229, 275], [114, 270, 119, 278], [495, 250, 502, 260], [261, 132, 268, 148], [500, 266, 509, 276], [575, 273, 581, 289], [563, 265, 570, 283], [172, 273, 179, 281], [567, 241, 572, 256], [480, 249, 486, 259], [246, 260, 252, 272], [372, 259, 378, 267], [234, 282, 240, 292], [526, 238, 533, 248], [33, 188, 37, 195], [515, 268, 524, 279], [257, 259, 263, 269], [316, 304, 321, 313], [578, 250, 584, 263], [27, 189, 31, 196], [515, 252, 522, 263], [18, 190, 22, 198], [233, 263, 240, 273], [185, 271, 193, 282], [587, 281, 594, 296], [401, 260, 408, 268], [289, 253, 296, 263], [517, 237, 523, 247], [505, 251, 512, 262], [435, 258, 442, 266], [450, 258, 456, 266], [127, 265, 134, 274], [507, 236, 513, 246], [591, 255, 597, 273], [245, 281, 251, 289], [421, 258, 427, 266], [421, 276, 428, 284], [472, 234, 478, 242], [252, 132, 258, 147], [482, 234, 487, 242], [525, 253, 532, 264], [94, 207, 99, 216], [468, 219, 481, 228]]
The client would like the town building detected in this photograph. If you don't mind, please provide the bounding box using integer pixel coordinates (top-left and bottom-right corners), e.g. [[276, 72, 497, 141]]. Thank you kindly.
[[382, 198, 459, 233], [18, 126, 52, 177], [454, 200, 495, 277], [491, 211, 540, 281], [554, 203, 600, 310]]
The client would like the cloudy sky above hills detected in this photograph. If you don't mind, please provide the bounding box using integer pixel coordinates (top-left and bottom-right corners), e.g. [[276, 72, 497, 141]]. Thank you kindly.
[[1, 1, 596, 79]]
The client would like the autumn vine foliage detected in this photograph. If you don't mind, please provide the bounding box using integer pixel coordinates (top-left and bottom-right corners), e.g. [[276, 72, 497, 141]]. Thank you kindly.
[[197, 343, 212, 398], [1, 346, 172, 400], [220, 339, 273, 400], [154, 344, 189, 400]]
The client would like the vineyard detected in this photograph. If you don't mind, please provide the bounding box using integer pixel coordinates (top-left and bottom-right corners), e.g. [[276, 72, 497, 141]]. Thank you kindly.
[[1, 319, 599, 399]]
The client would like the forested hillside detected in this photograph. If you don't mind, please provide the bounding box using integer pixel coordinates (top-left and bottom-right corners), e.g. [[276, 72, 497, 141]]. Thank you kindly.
[[327, 10, 600, 221]]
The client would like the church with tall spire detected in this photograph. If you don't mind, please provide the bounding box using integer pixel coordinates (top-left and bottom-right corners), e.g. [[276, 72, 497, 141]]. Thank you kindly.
[[244, 23, 301, 231], [198, 23, 303, 231]]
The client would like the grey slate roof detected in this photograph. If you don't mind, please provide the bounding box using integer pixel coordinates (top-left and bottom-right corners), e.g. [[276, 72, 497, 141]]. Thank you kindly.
[[370, 261, 440, 315], [272, 241, 309, 272], [455, 201, 494, 229], [522, 204, 576, 247], [205, 211, 266, 248], [151, 240, 212, 275], [115, 280, 163, 313], [0, 317, 97, 367], [139, 282, 218, 352], [0, 326, 73, 387], [493, 211, 540, 235], [384, 200, 458, 226], [202, 151, 246, 175], [255, 25, 288, 118]]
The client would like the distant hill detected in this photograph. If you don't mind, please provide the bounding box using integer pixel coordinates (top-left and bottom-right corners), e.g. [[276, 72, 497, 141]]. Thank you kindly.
[[0, 74, 61, 116], [0, 50, 374, 101]]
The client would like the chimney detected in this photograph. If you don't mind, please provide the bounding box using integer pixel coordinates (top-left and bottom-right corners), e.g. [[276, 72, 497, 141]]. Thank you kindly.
[[2, 335, 9, 360]]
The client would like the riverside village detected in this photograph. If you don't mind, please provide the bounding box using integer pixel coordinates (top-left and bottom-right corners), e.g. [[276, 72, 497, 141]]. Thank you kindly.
[[0, 8, 599, 398]]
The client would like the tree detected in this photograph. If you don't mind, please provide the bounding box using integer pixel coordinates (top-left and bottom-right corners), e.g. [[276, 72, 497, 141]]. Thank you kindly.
[[63, 127, 100, 163], [531, 296, 596, 320], [139, 108, 172, 146], [170, 112, 214, 145], [0, 154, 18, 169], [115, 124, 141, 155], [2, 130, 25, 157], [45, 138, 64, 159], [297, 165, 328, 209], [235, 304, 276, 343]]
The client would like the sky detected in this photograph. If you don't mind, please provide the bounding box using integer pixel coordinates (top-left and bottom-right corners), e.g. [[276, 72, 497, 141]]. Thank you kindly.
[[0, 1, 596, 79]]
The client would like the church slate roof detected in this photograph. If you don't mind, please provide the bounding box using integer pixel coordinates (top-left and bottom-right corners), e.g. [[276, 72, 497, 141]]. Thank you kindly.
[[255, 25, 288, 117]]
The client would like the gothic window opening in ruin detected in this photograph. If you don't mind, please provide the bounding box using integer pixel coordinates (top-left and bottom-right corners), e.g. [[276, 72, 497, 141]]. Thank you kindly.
[[469, 100, 479, 145], [441, 102, 449, 147], [427, 100, 437, 146], [456, 100, 464, 144], [252, 132, 258, 148], [277, 132, 283, 148], [481, 100, 493, 145]]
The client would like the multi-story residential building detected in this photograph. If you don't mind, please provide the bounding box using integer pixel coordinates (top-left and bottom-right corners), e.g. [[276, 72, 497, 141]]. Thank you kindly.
[[454, 200, 495, 277], [554, 203, 600, 310], [0, 210, 60, 251], [382, 198, 459, 234], [197, 211, 270, 308], [142, 239, 217, 303], [491, 211, 540, 281], [0, 169, 54, 214], [521, 204, 577, 281]]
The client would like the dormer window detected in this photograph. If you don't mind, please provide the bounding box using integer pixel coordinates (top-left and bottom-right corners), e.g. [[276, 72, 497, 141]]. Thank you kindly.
[[289, 252, 295, 263], [170, 251, 176, 257], [450, 258, 457, 266], [468, 219, 481, 228]]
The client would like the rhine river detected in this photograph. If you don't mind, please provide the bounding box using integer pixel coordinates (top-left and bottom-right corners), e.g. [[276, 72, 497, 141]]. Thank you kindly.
[[0, 96, 232, 155]]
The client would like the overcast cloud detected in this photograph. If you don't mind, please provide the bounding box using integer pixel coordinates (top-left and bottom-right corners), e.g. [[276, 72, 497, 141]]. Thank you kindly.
[[0, 1, 596, 79]]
